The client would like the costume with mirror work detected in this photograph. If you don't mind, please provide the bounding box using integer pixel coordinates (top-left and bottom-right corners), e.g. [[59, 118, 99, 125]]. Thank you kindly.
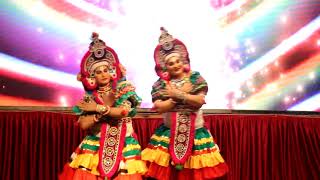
[[141, 28, 228, 180], [59, 33, 147, 180]]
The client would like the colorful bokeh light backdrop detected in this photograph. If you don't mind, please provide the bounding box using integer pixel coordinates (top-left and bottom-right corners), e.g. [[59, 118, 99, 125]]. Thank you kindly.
[[0, 0, 319, 111]]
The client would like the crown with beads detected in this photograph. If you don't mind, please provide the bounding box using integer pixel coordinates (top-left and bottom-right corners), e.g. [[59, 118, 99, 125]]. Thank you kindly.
[[153, 27, 190, 80], [77, 32, 124, 90]]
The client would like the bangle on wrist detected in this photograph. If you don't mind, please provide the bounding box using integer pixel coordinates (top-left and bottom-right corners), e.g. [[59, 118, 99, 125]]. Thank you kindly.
[[103, 105, 111, 115], [96, 104, 105, 114], [96, 104, 111, 115], [93, 114, 99, 122]]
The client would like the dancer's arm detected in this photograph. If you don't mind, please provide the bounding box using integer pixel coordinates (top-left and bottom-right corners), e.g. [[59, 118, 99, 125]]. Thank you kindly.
[[152, 98, 176, 113], [77, 100, 130, 118], [77, 114, 95, 130], [164, 85, 206, 108]]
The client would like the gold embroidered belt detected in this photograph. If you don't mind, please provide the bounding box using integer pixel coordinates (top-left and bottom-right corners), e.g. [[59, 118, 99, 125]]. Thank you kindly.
[[169, 111, 196, 165], [98, 119, 127, 178]]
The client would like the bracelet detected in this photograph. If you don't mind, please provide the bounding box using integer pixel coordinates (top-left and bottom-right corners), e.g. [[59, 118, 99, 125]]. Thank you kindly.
[[93, 114, 99, 122], [103, 105, 111, 115], [96, 104, 111, 115], [96, 104, 105, 113]]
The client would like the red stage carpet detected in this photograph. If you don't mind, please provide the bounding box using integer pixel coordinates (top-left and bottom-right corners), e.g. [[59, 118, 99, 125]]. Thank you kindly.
[[0, 111, 319, 180]]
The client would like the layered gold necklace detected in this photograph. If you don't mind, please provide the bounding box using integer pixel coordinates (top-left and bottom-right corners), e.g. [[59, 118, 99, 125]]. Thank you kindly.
[[97, 84, 113, 96], [170, 76, 189, 88]]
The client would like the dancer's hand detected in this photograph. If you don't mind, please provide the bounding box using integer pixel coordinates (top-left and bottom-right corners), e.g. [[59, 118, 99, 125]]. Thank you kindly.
[[78, 115, 95, 130], [152, 99, 175, 113], [162, 82, 192, 98], [164, 85, 182, 99], [179, 82, 193, 93]]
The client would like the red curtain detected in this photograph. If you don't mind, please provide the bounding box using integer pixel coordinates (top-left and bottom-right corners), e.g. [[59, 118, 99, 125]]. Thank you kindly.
[[0, 112, 319, 180], [0, 112, 85, 180]]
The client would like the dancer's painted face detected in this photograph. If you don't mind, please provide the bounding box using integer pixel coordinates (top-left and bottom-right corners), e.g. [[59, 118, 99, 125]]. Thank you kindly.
[[94, 65, 111, 86], [165, 55, 184, 78]]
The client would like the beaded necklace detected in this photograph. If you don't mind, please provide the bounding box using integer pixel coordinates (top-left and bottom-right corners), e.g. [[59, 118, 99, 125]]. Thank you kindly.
[[170, 76, 189, 88], [97, 84, 113, 97]]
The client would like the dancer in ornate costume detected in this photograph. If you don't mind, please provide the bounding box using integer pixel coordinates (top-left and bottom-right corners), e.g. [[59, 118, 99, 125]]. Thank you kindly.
[[59, 32, 147, 180], [141, 28, 228, 180]]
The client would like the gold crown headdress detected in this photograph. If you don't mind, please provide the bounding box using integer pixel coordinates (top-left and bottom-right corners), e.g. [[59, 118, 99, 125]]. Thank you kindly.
[[78, 32, 123, 90], [153, 27, 190, 80]]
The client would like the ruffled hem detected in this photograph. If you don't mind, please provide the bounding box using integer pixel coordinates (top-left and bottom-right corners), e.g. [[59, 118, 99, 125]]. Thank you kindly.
[[126, 159, 148, 175], [184, 150, 225, 169], [60, 161, 147, 179], [68, 150, 147, 177], [59, 163, 103, 180], [59, 164, 75, 180], [145, 162, 173, 180], [178, 163, 229, 180], [141, 147, 170, 167], [145, 162, 228, 180], [114, 173, 143, 180], [69, 153, 99, 175]]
